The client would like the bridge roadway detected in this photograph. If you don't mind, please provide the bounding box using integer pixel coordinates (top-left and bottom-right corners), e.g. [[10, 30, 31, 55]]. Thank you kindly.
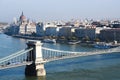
[[0, 61, 33, 70], [0, 46, 120, 70]]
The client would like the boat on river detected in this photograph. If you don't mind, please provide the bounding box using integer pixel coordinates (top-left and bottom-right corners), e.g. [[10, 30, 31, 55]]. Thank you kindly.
[[93, 41, 119, 49], [68, 40, 81, 45], [43, 39, 56, 43]]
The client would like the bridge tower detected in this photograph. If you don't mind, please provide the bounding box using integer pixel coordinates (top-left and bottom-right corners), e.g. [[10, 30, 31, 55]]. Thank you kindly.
[[25, 40, 46, 76]]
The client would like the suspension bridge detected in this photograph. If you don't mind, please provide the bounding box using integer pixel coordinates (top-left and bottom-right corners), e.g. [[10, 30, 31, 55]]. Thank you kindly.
[[0, 40, 120, 76]]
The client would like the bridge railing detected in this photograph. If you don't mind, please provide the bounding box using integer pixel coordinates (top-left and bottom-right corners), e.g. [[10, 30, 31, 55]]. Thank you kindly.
[[0, 48, 33, 69], [42, 46, 120, 62]]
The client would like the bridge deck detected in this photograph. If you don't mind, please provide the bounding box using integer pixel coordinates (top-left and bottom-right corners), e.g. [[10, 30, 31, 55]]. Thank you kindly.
[[0, 61, 33, 70]]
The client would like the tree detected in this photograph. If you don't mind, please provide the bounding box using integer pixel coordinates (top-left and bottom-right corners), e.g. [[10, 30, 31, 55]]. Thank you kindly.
[[83, 36, 90, 41], [94, 38, 100, 42]]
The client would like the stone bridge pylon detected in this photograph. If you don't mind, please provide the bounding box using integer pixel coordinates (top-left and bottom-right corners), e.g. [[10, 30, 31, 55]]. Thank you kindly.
[[25, 40, 46, 76]]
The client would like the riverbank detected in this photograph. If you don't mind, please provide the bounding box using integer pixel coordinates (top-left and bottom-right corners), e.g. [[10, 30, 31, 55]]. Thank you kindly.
[[12, 34, 87, 45], [10, 34, 120, 49], [12, 35, 44, 40]]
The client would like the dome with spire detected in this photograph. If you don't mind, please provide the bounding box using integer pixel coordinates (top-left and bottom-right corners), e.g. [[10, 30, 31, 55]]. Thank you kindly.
[[19, 12, 26, 21]]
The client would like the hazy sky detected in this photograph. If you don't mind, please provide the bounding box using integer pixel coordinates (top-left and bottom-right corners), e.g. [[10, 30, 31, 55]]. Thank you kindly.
[[0, 0, 120, 22]]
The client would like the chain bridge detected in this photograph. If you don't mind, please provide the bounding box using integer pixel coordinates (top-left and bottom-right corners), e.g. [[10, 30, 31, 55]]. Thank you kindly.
[[0, 40, 120, 76]]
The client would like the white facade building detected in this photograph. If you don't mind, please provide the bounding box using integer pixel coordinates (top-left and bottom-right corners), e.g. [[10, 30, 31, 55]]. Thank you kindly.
[[36, 22, 45, 36], [75, 28, 96, 40], [19, 12, 36, 35], [45, 27, 60, 37], [58, 26, 72, 37]]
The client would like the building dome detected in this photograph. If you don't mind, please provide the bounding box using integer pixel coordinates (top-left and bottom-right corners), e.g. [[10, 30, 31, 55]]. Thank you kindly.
[[19, 12, 26, 21], [20, 15, 26, 20]]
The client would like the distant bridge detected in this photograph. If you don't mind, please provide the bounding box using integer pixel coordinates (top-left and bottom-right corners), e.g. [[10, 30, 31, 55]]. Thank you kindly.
[[0, 41, 120, 76]]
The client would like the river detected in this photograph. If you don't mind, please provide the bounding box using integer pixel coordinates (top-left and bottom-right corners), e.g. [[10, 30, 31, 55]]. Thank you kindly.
[[0, 34, 120, 80]]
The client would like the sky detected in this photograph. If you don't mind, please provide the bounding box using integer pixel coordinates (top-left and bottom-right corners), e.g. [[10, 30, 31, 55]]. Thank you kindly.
[[0, 0, 120, 23]]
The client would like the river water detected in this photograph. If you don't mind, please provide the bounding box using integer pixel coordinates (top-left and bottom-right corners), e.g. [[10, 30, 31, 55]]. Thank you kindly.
[[0, 34, 120, 80]]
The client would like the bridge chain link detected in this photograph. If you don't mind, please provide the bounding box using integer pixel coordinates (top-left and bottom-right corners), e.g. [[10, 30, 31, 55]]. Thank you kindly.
[[42, 46, 120, 62]]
